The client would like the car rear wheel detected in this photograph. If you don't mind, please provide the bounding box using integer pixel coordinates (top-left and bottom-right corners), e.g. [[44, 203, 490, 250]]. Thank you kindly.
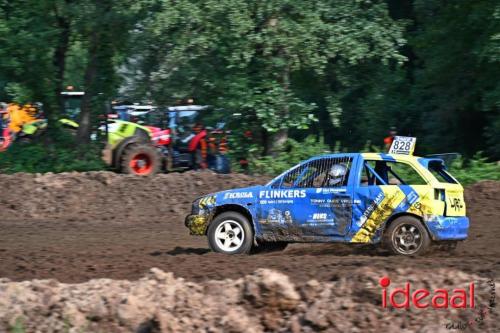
[[383, 216, 430, 256], [208, 212, 253, 254], [121, 143, 161, 176]]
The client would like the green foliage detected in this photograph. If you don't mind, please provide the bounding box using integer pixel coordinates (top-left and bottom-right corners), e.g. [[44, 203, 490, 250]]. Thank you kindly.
[[128, 0, 406, 152], [409, 0, 500, 158], [9, 317, 25, 333], [0, 0, 61, 119], [448, 154, 500, 186], [249, 144, 500, 186], [249, 136, 330, 175], [0, 0, 499, 174], [0, 140, 105, 174]]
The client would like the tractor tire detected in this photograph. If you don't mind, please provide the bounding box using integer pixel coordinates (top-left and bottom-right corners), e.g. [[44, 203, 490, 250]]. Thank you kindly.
[[383, 216, 431, 256], [120, 143, 161, 176], [208, 212, 254, 254]]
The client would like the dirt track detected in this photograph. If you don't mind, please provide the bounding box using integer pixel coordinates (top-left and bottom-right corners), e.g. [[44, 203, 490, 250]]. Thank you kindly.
[[0, 172, 499, 284]]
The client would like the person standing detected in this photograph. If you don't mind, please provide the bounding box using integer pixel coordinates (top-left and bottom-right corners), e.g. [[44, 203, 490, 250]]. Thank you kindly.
[[384, 127, 397, 150]]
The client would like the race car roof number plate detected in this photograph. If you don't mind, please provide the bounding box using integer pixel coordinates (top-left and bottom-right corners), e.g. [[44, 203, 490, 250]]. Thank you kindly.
[[389, 136, 416, 155]]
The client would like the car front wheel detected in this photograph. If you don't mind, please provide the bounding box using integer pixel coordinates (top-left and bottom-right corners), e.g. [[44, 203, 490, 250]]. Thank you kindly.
[[208, 212, 253, 254]]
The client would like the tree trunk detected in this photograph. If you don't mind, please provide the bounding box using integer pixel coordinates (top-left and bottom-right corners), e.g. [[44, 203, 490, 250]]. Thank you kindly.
[[48, 2, 72, 135], [268, 63, 290, 156], [269, 129, 288, 156], [54, 16, 70, 116], [76, 33, 99, 144]]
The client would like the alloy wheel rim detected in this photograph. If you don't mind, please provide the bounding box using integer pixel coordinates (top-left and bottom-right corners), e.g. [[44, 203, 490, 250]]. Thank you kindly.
[[215, 220, 245, 252], [392, 224, 422, 254]]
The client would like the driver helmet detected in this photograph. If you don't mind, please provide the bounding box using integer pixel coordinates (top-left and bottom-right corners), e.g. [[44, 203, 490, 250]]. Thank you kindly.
[[328, 164, 348, 186]]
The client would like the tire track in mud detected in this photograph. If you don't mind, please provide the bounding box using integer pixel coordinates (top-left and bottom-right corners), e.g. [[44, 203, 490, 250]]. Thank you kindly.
[[0, 172, 498, 283]]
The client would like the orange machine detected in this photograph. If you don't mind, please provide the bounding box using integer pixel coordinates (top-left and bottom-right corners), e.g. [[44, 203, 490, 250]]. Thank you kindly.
[[7, 103, 38, 133]]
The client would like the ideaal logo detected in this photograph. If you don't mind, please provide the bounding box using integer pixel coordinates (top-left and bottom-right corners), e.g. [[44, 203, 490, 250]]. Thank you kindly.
[[379, 276, 496, 330], [379, 276, 475, 309], [445, 278, 496, 330]]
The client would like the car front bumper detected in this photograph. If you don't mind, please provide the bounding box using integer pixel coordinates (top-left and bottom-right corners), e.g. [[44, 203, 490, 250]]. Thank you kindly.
[[185, 214, 210, 235], [425, 216, 469, 241]]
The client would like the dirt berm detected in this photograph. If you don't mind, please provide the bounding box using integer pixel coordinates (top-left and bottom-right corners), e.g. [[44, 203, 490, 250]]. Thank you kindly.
[[0, 172, 499, 332], [0, 267, 498, 333]]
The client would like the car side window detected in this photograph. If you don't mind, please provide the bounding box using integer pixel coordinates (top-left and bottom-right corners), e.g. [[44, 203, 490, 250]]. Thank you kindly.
[[280, 157, 353, 188], [281, 164, 308, 188], [361, 160, 427, 186]]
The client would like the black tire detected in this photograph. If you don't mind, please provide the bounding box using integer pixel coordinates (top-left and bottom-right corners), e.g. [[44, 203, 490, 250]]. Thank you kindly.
[[120, 143, 161, 176], [253, 242, 288, 254], [383, 216, 431, 256], [208, 212, 254, 254]]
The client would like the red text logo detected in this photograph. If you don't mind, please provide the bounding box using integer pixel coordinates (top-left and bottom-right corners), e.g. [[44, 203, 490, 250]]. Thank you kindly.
[[380, 276, 475, 309]]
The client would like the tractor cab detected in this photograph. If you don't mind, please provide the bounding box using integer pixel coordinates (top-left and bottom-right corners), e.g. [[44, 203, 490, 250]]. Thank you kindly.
[[167, 105, 209, 152], [61, 91, 85, 121]]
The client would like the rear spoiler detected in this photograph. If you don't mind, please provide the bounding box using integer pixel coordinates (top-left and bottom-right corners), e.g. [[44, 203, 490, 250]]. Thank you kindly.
[[425, 153, 461, 166]]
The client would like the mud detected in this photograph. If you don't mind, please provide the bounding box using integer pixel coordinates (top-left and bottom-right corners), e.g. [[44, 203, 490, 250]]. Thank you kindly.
[[1, 267, 498, 333], [0, 173, 499, 331], [0, 173, 499, 284]]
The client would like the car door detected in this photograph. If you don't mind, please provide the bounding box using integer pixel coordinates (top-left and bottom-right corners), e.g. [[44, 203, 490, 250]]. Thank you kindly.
[[257, 156, 355, 240], [351, 157, 429, 243]]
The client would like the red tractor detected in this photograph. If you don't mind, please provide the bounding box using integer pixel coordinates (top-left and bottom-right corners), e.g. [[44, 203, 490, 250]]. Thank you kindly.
[[104, 105, 230, 176]]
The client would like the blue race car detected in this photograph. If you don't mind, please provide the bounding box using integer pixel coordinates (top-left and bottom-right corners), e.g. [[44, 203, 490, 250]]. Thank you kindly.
[[185, 153, 469, 256]]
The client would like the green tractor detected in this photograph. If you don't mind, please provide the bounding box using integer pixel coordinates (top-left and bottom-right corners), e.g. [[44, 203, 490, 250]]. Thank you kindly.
[[7, 92, 230, 176]]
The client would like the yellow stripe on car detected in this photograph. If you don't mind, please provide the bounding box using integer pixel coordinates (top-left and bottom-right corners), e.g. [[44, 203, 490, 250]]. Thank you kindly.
[[351, 186, 407, 243]]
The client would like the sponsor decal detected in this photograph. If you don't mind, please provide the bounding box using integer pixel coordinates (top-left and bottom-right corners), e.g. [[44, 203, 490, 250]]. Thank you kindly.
[[450, 197, 464, 211], [223, 191, 254, 199], [313, 213, 327, 220], [315, 188, 347, 194], [260, 199, 294, 205], [352, 188, 406, 243], [311, 198, 351, 208], [259, 189, 306, 199], [396, 190, 420, 210], [307, 212, 334, 224], [265, 209, 293, 224], [355, 192, 384, 227]]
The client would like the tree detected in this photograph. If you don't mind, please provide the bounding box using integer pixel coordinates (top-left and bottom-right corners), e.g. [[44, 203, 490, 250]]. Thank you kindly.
[[0, 0, 70, 133], [72, 0, 141, 143], [128, 0, 406, 155], [375, 0, 500, 158]]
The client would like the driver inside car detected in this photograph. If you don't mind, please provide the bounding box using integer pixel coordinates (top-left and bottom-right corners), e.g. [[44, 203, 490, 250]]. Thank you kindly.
[[326, 163, 349, 187]]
